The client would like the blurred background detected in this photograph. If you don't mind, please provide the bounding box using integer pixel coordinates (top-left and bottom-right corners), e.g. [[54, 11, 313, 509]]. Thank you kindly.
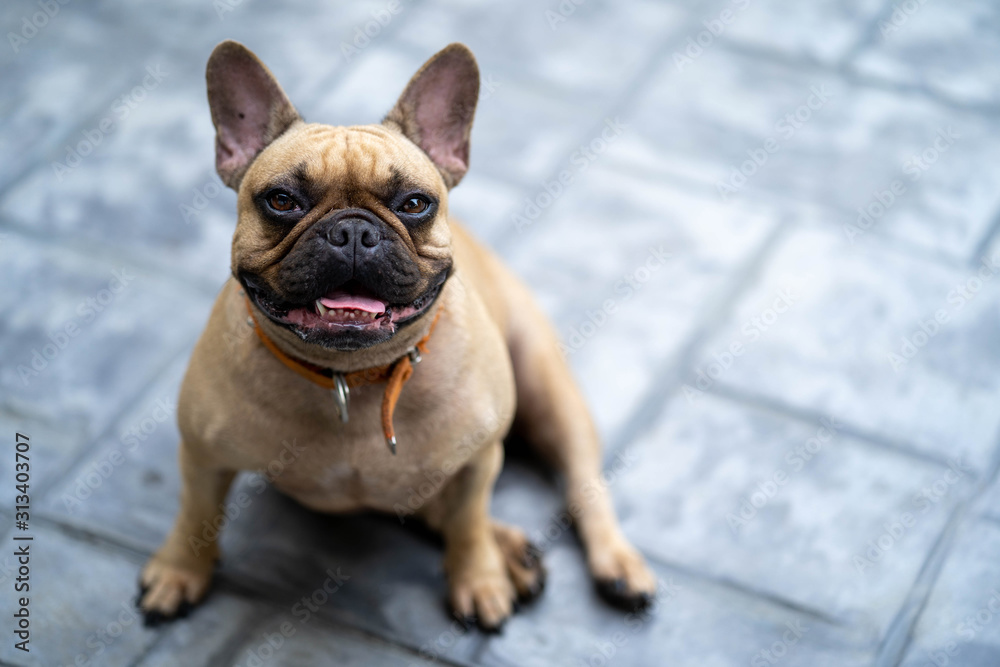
[[2, 0, 1000, 665]]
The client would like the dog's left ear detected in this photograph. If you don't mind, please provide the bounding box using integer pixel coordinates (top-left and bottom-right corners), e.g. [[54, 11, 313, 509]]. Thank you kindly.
[[384, 43, 480, 188]]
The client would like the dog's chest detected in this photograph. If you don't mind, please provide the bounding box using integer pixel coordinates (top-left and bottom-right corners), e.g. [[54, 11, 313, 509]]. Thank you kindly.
[[266, 433, 470, 514], [245, 384, 497, 514]]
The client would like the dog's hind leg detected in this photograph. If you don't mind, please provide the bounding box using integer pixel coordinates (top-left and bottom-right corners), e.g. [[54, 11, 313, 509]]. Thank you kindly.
[[502, 275, 657, 610]]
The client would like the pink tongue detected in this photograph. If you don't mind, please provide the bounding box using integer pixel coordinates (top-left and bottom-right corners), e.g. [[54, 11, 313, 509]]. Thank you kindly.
[[319, 291, 386, 314]]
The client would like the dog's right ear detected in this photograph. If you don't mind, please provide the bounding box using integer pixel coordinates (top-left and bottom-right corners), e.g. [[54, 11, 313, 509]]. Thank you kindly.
[[206, 40, 301, 190]]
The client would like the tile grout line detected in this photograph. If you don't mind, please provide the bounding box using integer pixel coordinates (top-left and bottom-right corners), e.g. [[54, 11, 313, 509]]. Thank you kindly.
[[35, 499, 496, 667], [969, 205, 1000, 267], [194, 609, 298, 667], [640, 549, 845, 627], [604, 216, 794, 460], [122, 604, 268, 667], [0, 28, 206, 201], [30, 512, 304, 605], [593, 145, 971, 272], [716, 37, 1000, 119], [0, 5, 157, 199], [10, 513, 152, 562], [874, 428, 1000, 667], [0, 74, 134, 200], [0, 218, 224, 299], [838, 0, 907, 66], [489, 0, 733, 258], [29, 511, 481, 667], [32, 337, 197, 504], [602, 202, 992, 468], [874, 507, 967, 667], [293, 0, 433, 115], [706, 383, 961, 471]]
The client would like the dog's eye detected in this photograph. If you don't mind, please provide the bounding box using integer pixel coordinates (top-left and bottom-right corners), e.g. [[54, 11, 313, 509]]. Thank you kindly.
[[399, 196, 430, 216], [267, 192, 298, 213]]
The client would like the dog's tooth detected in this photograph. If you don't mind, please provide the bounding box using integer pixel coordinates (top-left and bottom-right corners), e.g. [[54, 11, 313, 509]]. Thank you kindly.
[[315, 300, 328, 316]]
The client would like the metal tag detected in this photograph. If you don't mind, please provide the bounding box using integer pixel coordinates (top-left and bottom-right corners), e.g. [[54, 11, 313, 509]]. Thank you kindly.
[[333, 373, 350, 423]]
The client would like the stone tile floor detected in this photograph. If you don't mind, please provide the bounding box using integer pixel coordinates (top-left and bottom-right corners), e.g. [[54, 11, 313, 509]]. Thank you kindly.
[[1, 0, 998, 665]]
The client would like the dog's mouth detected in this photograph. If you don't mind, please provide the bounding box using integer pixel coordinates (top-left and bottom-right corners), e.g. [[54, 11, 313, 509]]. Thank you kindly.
[[284, 282, 441, 332], [241, 275, 445, 348]]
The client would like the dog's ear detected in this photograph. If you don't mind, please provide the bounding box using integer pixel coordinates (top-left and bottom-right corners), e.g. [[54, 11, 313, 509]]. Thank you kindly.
[[206, 40, 301, 190], [384, 43, 480, 188]]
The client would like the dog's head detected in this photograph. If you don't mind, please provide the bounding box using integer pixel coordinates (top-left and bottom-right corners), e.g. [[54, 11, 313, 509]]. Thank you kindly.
[[207, 41, 478, 351]]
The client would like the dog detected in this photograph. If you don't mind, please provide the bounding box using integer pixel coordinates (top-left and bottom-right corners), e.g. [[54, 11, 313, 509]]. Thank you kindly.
[[138, 40, 656, 630]]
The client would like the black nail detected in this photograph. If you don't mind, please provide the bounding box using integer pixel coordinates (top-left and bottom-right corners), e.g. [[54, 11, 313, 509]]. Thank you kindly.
[[595, 578, 654, 612]]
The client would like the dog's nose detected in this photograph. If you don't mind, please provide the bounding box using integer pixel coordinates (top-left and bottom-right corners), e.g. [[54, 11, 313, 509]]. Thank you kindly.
[[327, 218, 381, 249]]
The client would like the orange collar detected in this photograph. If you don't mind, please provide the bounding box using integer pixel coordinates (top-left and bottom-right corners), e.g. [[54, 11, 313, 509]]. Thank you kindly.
[[244, 295, 440, 455]]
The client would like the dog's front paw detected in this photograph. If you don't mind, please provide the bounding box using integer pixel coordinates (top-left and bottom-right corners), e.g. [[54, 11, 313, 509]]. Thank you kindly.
[[446, 540, 518, 632], [589, 539, 657, 612], [136, 558, 214, 627], [493, 521, 546, 602]]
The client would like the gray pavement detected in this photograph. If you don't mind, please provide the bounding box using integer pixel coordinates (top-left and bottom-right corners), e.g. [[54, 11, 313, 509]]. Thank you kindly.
[[1, 0, 999, 665]]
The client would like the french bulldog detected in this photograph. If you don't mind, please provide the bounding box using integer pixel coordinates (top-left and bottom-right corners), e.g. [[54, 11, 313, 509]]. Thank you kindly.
[[138, 40, 656, 630]]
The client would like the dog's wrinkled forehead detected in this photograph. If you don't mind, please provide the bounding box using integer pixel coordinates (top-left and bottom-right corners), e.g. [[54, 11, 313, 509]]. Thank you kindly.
[[242, 123, 446, 211]]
